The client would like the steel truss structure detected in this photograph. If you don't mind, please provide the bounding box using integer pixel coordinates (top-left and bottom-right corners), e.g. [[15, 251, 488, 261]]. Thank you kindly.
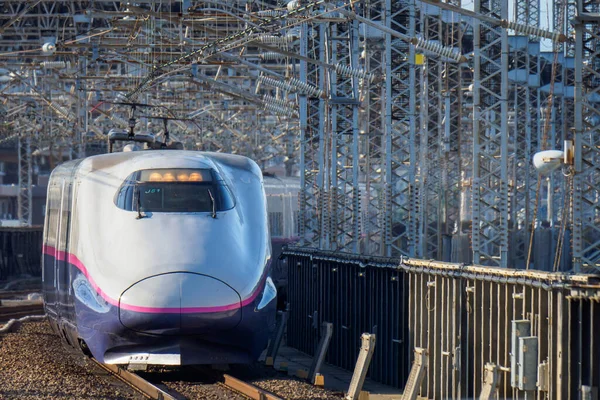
[[0, 0, 598, 271], [573, 0, 600, 271]]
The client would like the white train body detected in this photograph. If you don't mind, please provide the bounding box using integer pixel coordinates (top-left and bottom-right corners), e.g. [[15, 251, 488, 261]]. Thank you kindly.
[[42, 151, 276, 366]]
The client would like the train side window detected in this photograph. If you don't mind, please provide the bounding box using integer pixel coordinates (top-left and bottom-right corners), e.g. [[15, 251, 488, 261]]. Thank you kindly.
[[69, 181, 79, 253], [46, 185, 61, 248], [58, 182, 71, 253], [216, 183, 235, 210]]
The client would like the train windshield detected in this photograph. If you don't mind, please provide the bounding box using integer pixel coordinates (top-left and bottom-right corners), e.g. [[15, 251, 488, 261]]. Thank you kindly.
[[115, 168, 235, 213]]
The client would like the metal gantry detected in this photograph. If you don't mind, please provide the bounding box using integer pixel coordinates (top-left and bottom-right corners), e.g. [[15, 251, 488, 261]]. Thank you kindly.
[[471, 0, 510, 268], [385, 0, 419, 258], [573, 0, 600, 271], [0, 0, 598, 271]]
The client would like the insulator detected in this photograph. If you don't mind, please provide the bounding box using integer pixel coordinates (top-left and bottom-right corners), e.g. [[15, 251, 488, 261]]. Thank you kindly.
[[288, 77, 323, 97], [414, 38, 463, 63], [40, 61, 70, 69], [256, 10, 284, 17], [41, 43, 56, 54], [263, 94, 296, 110], [259, 76, 323, 97], [287, 0, 300, 11], [335, 64, 371, 80], [161, 81, 186, 89], [260, 52, 286, 61], [502, 20, 565, 42], [257, 35, 293, 44], [47, 102, 71, 120], [259, 76, 293, 93], [263, 102, 297, 118]]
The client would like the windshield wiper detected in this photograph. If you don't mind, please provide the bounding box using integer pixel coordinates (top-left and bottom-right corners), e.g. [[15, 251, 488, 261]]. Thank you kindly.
[[207, 189, 217, 219], [136, 187, 148, 219]]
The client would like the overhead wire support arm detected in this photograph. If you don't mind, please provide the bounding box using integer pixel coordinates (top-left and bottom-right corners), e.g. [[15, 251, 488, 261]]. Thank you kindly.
[[125, 0, 352, 100], [417, 0, 569, 42], [253, 42, 372, 83], [327, 4, 467, 63]]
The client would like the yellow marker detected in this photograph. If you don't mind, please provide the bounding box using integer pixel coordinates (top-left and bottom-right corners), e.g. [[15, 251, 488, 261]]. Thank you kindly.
[[279, 362, 288, 372], [415, 53, 425, 65], [314, 374, 325, 387], [265, 357, 274, 366]]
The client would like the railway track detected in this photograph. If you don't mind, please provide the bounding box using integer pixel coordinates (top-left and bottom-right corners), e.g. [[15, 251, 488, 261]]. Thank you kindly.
[[91, 360, 177, 400], [2, 320, 339, 399], [92, 360, 283, 400], [0, 290, 38, 300], [0, 303, 44, 322]]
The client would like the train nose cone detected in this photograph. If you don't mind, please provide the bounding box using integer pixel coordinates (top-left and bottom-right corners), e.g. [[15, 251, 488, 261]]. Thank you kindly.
[[119, 273, 242, 335]]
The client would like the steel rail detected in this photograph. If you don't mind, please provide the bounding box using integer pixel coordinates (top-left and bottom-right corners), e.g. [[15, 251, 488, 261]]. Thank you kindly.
[[193, 366, 283, 400], [221, 373, 283, 400], [90, 359, 177, 400], [0, 310, 44, 321], [0, 303, 44, 315], [0, 290, 35, 300]]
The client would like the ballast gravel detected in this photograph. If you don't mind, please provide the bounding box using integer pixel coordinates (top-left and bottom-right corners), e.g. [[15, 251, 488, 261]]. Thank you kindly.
[[0, 320, 344, 400], [0, 321, 143, 400], [230, 364, 344, 400], [141, 367, 249, 400], [142, 364, 344, 400]]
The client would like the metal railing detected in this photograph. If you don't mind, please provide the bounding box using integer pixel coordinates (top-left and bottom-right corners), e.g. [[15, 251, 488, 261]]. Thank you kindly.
[[284, 246, 600, 399]]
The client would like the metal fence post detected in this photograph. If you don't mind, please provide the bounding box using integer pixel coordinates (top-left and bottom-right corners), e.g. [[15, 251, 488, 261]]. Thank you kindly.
[[479, 363, 500, 400], [265, 306, 289, 366], [309, 321, 333, 384], [402, 347, 428, 400], [345, 333, 376, 400]]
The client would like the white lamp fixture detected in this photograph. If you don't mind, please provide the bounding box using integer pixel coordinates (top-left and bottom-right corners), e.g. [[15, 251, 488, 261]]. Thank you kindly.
[[532, 140, 574, 175]]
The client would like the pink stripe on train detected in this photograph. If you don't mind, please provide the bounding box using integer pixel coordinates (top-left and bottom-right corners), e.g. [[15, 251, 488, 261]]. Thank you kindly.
[[42, 244, 267, 314]]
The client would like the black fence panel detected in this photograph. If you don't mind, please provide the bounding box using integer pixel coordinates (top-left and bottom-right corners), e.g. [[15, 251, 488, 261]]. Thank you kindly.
[[285, 249, 410, 387], [283, 246, 600, 398], [0, 227, 43, 281]]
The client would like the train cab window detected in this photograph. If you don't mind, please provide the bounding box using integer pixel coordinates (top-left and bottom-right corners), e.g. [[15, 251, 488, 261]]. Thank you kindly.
[[115, 168, 235, 213]]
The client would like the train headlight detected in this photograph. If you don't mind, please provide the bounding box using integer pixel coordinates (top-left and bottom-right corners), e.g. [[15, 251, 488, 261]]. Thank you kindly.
[[257, 277, 277, 310], [148, 172, 162, 182], [177, 173, 190, 181], [163, 172, 175, 182], [189, 172, 203, 182]]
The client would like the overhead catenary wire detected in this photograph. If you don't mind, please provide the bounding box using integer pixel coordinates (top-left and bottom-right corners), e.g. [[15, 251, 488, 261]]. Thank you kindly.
[[125, 0, 359, 100]]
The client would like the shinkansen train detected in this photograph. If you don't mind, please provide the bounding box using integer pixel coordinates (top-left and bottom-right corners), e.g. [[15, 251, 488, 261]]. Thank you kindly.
[[42, 150, 276, 366]]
